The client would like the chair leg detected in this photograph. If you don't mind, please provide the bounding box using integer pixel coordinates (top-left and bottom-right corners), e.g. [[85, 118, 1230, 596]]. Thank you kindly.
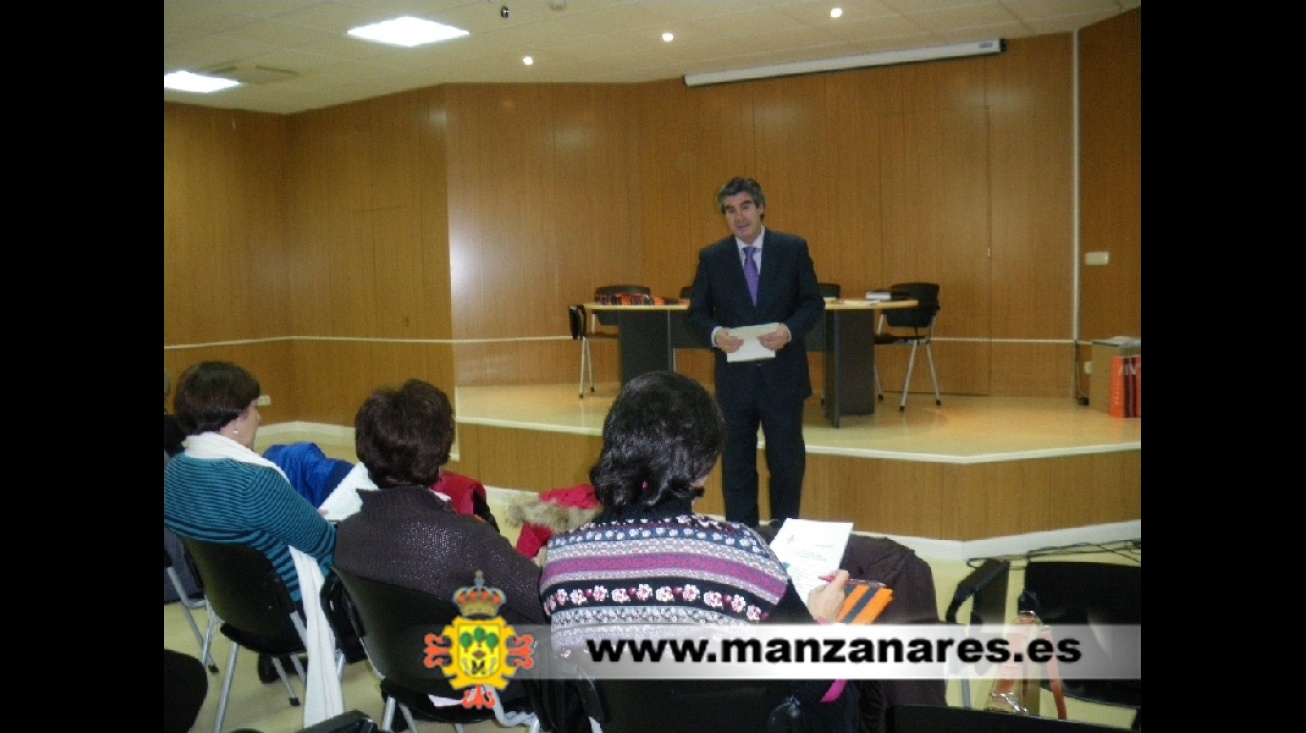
[[899, 342, 919, 412], [200, 608, 219, 674], [271, 655, 302, 707], [924, 342, 941, 406], [169, 567, 219, 671], [578, 337, 588, 398], [874, 363, 883, 401], [214, 643, 240, 733], [585, 339, 597, 394]]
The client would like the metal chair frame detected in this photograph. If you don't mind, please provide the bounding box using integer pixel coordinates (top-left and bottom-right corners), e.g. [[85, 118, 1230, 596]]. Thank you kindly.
[[874, 282, 942, 412]]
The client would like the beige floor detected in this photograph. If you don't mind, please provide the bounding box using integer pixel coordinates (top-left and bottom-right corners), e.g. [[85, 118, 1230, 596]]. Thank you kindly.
[[451, 384, 1141, 461], [168, 386, 1140, 732]]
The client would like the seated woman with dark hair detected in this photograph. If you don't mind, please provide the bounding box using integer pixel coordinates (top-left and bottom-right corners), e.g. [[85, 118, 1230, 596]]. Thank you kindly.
[[164, 360, 335, 603], [334, 378, 546, 625], [539, 370, 859, 732]]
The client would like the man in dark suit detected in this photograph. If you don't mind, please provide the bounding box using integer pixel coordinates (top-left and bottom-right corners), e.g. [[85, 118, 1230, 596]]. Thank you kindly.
[[686, 177, 825, 527]]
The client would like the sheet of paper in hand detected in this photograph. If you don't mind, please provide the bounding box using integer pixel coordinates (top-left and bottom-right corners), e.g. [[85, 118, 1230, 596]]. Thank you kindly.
[[725, 322, 782, 362], [769, 518, 853, 606]]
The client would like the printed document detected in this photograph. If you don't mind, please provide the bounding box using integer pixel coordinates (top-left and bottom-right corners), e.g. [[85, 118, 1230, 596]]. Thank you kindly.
[[725, 322, 782, 362], [769, 518, 853, 606]]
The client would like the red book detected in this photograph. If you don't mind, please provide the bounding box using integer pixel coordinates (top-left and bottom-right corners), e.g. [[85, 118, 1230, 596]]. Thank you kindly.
[[1108, 355, 1141, 418]]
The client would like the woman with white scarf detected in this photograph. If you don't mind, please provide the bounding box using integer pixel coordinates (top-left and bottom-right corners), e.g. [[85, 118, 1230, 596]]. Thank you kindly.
[[164, 361, 336, 602], [164, 360, 344, 725]]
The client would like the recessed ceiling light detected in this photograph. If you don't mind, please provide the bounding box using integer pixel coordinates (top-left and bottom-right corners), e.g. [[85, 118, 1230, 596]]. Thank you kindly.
[[831, 8, 844, 19], [523, 56, 535, 66], [347, 16, 469, 47], [164, 71, 241, 94], [662, 32, 674, 43]]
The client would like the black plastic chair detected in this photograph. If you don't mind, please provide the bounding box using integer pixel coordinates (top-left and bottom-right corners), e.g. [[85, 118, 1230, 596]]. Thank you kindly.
[[166, 535, 219, 672], [330, 567, 536, 733], [568, 303, 616, 399], [887, 704, 1122, 733], [179, 537, 315, 733], [818, 282, 841, 299], [1021, 561, 1141, 730], [874, 282, 942, 412], [577, 676, 802, 733], [944, 559, 1011, 709]]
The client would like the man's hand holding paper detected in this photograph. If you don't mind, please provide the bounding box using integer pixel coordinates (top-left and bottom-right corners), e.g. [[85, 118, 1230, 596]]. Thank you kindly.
[[724, 322, 784, 362]]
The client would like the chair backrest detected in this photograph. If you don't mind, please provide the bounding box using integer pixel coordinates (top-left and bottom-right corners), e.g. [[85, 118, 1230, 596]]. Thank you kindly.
[[818, 282, 841, 299], [578, 677, 800, 733], [945, 559, 1010, 627], [330, 567, 468, 699], [319, 571, 370, 665], [884, 282, 940, 330], [887, 704, 1122, 733], [1021, 561, 1141, 709], [679, 285, 693, 299], [567, 304, 585, 340], [178, 536, 305, 649]]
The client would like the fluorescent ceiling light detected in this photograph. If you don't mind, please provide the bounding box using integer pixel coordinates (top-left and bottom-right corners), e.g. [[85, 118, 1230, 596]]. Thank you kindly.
[[684, 39, 1005, 87], [164, 71, 242, 93], [347, 16, 469, 47]]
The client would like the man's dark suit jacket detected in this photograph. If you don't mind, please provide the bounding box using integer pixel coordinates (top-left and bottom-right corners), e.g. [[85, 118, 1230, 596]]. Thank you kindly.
[[685, 229, 826, 409]]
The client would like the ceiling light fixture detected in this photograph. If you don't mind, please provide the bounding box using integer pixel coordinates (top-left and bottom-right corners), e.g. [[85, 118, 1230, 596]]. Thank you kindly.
[[662, 32, 674, 43], [164, 70, 241, 94], [683, 39, 1005, 88], [523, 56, 534, 66], [347, 16, 469, 47]]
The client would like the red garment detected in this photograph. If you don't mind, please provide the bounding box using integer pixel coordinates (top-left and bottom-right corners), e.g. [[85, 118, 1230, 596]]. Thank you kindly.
[[431, 472, 486, 518], [514, 484, 600, 560]]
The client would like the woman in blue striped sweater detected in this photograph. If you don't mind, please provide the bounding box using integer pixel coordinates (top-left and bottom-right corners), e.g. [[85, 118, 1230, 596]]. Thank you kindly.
[[163, 361, 335, 604]]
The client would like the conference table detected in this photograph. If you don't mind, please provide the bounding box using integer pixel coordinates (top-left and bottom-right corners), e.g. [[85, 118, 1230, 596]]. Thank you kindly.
[[584, 299, 918, 427]]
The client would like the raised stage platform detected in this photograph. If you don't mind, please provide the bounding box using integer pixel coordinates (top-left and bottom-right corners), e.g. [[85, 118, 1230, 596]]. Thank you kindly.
[[266, 383, 1141, 553]]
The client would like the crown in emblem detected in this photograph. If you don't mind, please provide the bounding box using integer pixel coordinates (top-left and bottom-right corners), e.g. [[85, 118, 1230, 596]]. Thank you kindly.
[[454, 570, 506, 618]]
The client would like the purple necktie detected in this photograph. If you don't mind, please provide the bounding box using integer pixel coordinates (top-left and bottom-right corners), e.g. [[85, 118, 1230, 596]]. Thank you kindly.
[[743, 246, 759, 305]]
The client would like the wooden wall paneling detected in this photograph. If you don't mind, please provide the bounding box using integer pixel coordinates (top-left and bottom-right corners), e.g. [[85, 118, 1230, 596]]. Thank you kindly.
[[549, 84, 643, 304], [164, 105, 291, 345], [940, 452, 1141, 541], [750, 75, 830, 263], [985, 36, 1075, 398], [286, 111, 349, 337], [683, 83, 759, 254], [458, 423, 601, 493], [288, 340, 457, 425], [636, 80, 701, 297], [1078, 9, 1142, 344], [805, 454, 949, 538], [164, 105, 222, 345], [751, 75, 830, 389], [454, 340, 573, 388], [164, 342, 295, 423], [989, 342, 1073, 398], [446, 85, 554, 340], [416, 87, 454, 340], [820, 71, 888, 301], [879, 104, 992, 396]]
